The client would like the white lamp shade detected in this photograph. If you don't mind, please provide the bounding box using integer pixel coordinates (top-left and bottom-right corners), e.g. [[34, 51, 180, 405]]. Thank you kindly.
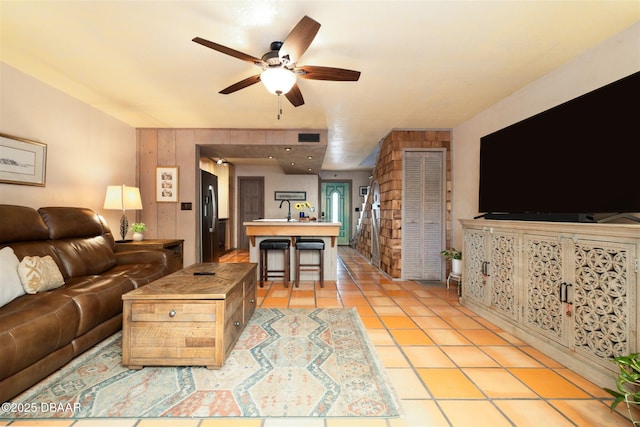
[[104, 185, 143, 210], [261, 67, 297, 95]]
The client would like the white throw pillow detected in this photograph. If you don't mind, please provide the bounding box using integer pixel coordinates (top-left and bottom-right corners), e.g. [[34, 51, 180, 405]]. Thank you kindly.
[[18, 255, 65, 294], [0, 246, 26, 307]]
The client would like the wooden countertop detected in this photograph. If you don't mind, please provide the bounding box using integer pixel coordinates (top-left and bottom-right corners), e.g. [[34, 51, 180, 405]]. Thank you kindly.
[[243, 220, 341, 247]]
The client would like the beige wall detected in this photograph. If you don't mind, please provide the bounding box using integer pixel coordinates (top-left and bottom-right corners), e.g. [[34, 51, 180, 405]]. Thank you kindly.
[[232, 162, 320, 250], [0, 62, 137, 233], [451, 23, 640, 249]]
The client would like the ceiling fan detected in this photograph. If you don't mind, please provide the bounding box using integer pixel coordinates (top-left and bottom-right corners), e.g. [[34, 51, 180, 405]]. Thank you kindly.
[[193, 15, 361, 108]]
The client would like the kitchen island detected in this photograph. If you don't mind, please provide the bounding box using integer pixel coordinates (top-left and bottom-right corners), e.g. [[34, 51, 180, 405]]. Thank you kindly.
[[243, 220, 341, 282]]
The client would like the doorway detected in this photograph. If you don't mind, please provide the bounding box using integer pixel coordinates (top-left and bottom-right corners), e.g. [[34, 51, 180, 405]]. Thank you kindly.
[[238, 177, 264, 250], [320, 181, 351, 246]]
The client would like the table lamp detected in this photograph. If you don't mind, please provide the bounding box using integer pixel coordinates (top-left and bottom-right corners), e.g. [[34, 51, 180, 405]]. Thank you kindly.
[[103, 185, 143, 241]]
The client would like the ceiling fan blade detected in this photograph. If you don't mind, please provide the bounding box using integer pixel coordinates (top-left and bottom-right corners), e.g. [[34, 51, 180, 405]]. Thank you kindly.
[[278, 16, 321, 65], [219, 75, 261, 94], [297, 65, 361, 81], [193, 37, 263, 65], [285, 83, 304, 107]]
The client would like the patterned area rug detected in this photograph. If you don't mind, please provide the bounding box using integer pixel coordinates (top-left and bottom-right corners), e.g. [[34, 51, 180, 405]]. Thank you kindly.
[[2, 308, 400, 419]]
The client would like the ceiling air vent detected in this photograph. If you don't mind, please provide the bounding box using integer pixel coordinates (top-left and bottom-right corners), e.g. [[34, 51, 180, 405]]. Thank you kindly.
[[298, 133, 320, 143]]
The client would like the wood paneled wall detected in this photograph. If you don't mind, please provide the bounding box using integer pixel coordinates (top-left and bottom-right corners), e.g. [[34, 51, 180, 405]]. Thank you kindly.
[[138, 129, 197, 264]]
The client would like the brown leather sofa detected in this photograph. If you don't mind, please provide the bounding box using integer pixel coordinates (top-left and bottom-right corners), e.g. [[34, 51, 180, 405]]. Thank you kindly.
[[0, 205, 178, 402]]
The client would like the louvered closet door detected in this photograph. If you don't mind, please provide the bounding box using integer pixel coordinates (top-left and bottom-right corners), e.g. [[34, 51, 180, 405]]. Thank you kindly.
[[403, 150, 445, 280]]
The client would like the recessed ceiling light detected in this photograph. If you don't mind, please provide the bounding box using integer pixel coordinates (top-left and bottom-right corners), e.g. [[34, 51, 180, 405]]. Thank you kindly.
[[307, 156, 313, 160], [285, 147, 292, 152], [268, 155, 273, 159], [291, 162, 295, 166]]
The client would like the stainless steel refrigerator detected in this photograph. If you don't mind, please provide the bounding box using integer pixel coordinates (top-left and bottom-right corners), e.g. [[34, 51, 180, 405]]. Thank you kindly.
[[200, 170, 222, 262]]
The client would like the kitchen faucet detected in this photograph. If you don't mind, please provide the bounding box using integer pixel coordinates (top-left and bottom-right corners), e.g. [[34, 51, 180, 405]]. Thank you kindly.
[[279, 199, 291, 221]]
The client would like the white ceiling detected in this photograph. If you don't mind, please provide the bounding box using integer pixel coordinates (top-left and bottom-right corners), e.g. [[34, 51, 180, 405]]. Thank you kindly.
[[1, 1, 638, 170]]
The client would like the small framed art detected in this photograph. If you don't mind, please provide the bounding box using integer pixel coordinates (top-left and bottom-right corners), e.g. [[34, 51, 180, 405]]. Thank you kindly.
[[274, 191, 306, 201], [156, 166, 178, 202], [0, 132, 47, 186]]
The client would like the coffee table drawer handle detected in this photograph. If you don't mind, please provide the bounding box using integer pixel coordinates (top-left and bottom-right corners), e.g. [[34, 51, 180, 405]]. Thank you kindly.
[[169, 310, 177, 318]]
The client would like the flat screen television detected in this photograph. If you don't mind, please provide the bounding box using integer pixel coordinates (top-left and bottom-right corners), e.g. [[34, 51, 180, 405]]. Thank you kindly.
[[478, 71, 640, 222]]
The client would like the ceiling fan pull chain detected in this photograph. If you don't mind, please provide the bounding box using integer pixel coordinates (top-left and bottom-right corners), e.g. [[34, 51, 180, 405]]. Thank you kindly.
[[277, 94, 283, 120]]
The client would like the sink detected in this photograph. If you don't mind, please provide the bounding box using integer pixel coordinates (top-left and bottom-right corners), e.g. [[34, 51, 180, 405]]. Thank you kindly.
[[253, 218, 298, 222]]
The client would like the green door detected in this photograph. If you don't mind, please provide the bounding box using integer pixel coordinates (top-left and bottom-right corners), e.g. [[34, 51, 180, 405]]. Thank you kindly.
[[321, 181, 350, 245]]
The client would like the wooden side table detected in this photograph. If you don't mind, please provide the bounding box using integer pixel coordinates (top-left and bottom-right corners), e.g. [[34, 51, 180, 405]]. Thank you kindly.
[[115, 239, 184, 271]]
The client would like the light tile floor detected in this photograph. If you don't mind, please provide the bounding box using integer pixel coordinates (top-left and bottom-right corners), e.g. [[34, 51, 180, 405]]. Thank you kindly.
[[1, 247, 636, 427]]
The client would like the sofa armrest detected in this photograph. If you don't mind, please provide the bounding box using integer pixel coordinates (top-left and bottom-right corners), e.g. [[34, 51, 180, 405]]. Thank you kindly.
[[115, 249, 170, 266]]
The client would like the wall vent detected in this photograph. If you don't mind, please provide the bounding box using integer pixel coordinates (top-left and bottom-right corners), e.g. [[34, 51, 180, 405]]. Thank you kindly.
[[298, 133, 320, 143]]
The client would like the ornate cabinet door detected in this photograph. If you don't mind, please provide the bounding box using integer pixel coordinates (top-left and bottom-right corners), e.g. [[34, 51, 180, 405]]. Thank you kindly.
[[463, 226, 519, 320], [523, 233, 570, 346], [488, 230, 519, 321], [463, 227, 489, 306], [461, 219, 640, 387], [569, 238, 636, 369]]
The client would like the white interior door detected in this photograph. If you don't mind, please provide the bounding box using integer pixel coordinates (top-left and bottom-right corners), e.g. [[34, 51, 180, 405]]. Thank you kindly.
[[402, 150, 445, 280]]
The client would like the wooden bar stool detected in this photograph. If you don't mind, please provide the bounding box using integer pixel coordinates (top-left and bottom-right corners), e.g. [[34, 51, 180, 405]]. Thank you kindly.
[[259, 239, 290, 288], [294, 238, 324, 288]]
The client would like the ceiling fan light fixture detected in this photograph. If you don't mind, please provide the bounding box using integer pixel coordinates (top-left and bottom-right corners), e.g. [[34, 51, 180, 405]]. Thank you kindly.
[[261, 67, 296, 95]]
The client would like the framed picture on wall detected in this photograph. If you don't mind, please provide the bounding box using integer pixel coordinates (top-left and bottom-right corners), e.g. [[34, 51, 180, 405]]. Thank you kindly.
[[0, 132, 47, 186], [156, 166, 178, 202], [274, 191, 306, 201]]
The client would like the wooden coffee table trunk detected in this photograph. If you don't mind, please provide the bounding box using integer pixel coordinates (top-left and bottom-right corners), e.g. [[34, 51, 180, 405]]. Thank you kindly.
[[122, 262, 257, 369]]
